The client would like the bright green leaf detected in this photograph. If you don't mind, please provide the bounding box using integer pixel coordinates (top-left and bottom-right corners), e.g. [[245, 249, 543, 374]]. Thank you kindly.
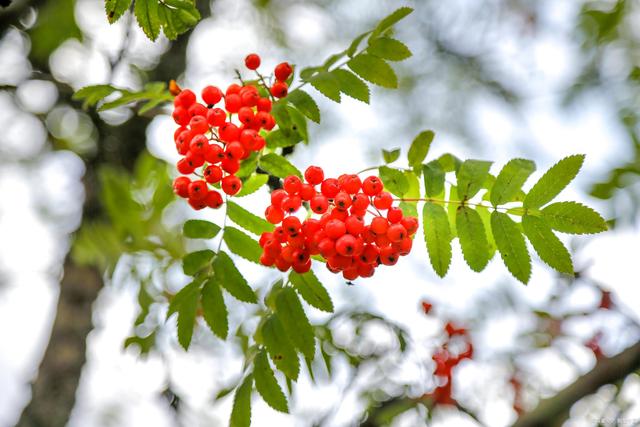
[[105, 0, 133, 23], [289, 270, 334, 313], [287, 90, 320, 123], [476, 205, 497, 260], [423, 160, 445, 197], [223, 227, 263, 264], [491, 212, 531, 284], [438, 153, 462, 172], [253, 350, 289, 413], [408, 130, 434, 172], [134, 0, 161, 41], [371, 7, 414, 38], [309, 72, 341, 103], [378, 166, 409, 196], [182, 249, 214, 276], [258, 153, 302, 178], [230, 375, 252, 427], [348, 54, 398, 88], [201, 278, 228, 339], [456, 159, 492, 200], [236, 174, 269, 197], [422, 202, 452, 277], [382, 148, 401, 164], [524, 154, 585, 209], [491, 159, 536, 206], [367, 37, 412, 61], [331, 69, 370, 103], [347, 31, 371, 57], [262, 314, 300, 380], [213, 251, 257, 303], [227, 201, 274, 235], [276, 288, 315, 360], [541, 201, 608, 234], [522, 215, 573, 275], [456, 206, 490, 272], [183, 220, 221, 239], [72, 85, 118, 109]]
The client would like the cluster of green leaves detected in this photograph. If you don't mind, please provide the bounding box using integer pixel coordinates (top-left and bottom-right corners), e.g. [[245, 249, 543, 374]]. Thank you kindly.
[[377, 137, 607, 284], [105, 0, 200, 41], [72, 81, 173, 115]]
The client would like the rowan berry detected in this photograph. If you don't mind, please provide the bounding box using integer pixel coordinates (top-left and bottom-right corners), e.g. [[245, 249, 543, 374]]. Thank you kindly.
[[176, 89, 196, 108], [244, 53, 261, 70], [379, 246, 399, 266], [370, 216, 389, 235], [173, 176, 191, 198], [188, 197, 207, 210], [321, 178, 340, 198], [335, 234, 358, 256], [304, 166, 324, 185], [225, 141, 245, 160], [274, 62, 293, 82], [387, 223, 407, 242], [203, 165, 223, 183], [299, 183, 315, 201], [207, 108, 227, 126], [310, 194, 329, 214], [237, 106, 254, 125], [362, 176, 383, 196], [271, 189, 287, 208], [387, 207, 403, 224], [401, 217, 419, 235], [221, 175, 242, 195], [204, 144, 224, 164], [345, 215, 365, 235], [205, 190, 223, 208], [325, 219, 347, 239], [351, 193, 369, 211], [219, 123, 240, 143], [282, 216, 302, 235], [334, 191, 352, 210], [281, 195, 302, 213], [189, 134, 209, 155], [172, 107, 189, 126], [265, 205, 285, 224], [270, 81, 288, 98], [225, 93, 242, 113], [188, 180, 208, 201], [257, 97, 272, 112], [226, 84, 242, 96], [177, 158, 195, 175], [283, 175, 302, 194], [221, 158, 240, 174], [202, 85, 222, 106], [241, 90, 259, 108], [188, 103, 207, 118]]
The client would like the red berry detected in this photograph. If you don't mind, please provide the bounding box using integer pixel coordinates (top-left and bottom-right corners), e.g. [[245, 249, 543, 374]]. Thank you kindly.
[[325, 219, 346, 239], [226, 84, 242, 96], [202, 86, 222, 105], [188, 103, 208, 118], [341, 174, 362, 194], [351, 193, 369, 212], [274, 62, 293, 82], [379, 246, 399, 266], [173, 176, 191, 198], [188, 180, 208, 201], [244, 53, 261, 70], [176, 89, 196, 108], [283, 175, 302, 194], [387, 207, 403, 224], [310, 194, 329, 214], [225, 93, 242, 113], [292, 259, 311, 274], [185, 150, 205, 168], [257, 97, 272, 112], [271, 189, 287, 208], [270, 81, 288, 98], [172, 107, 189, 126], [282, 216, 302, 235], [320, 178, 340, 198], [265, 205, 285, 224], [241, 90, 259, 108], [401, 217, 419, 235], [207, 108, 227, 126], [177, 158, 195, 175], [188, 197, 207, 210], [345, 215, 365, 235], [335, 234, 358, 256], [387, 223, 407, 242], [373, 191, 393, 210], [219, 123, 240, 143], [299, 183, 315, 201], [189, 134, 209, 155], [362, 176, 383, 196], [260, 252, 275, 267], [205, 190, 223, 208], [225, 141, 245, 160], [237, 106, 254, 125], [370, 216, 389, 235], [281, 195, 302, 213], [204, 165, 223, 183], [304, 166, 324, 185], [221, 175, 242, 195], [334, 191, 352, 210], [221, 158, 240, 174], [204, 144, 224, 164]]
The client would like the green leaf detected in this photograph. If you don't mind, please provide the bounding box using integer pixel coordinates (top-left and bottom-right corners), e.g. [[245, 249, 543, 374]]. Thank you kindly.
[[447, 186, 459, 237], [287, 90, 320, 123], [309, 72, 341, 102], [408, 130, 434, 172], [331, 69, 370, 103], [491, 159, 536, 206], [541, 202, 607, 234], [105, 0, 133, 23], [258, 153, 302, 178], [286, 105, 308, 143], [213, 251, 257, 303], [183, 220, 221, 239], [168, 280, 201, 319], [423, 160, 445, 197], [382, 148, 401, 164], [176, 281, 199, 350], [201, 278, 229, 339], [348, 54, 398, 88], [371, 7, 414, 38], [124, 331, 156, 354], [237, 152, 259, 178], [230, 375, 252, 427], [134, 0, 161, 41], [227, 201, 274, 235], [522, 215, 573, 275], [73, 85, 118, 109], [456, 160, 492, 200], [236, 174, 269, 197], [476, 205, 497, 260], [253, 350, 289, 413], [524, 155, 585, 209], [438, 153, 462, 172], [289, 270, 334, 313], [182, 249, 214, 276], [262, 314, 300, 380], [456, 206, 490, 272], [276, 288, 315, 360], [347, 31, 371, 57], [367, 37, 412, 61], [223, 227, 263, 264], [159, 0, 201, 40], [378, 166, 409, 196], [399, 170, 420, 216], [491, 212, 531, 284], [422, 202, 452, 277]]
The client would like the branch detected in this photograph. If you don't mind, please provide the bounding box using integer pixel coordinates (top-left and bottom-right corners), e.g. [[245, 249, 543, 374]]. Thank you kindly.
[[511, 340, 640, 427]]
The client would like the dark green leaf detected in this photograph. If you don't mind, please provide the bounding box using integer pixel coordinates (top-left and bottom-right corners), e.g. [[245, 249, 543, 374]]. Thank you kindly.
[[262, 314, 300, 380], [286, 105, 308, 143], [105, 0, 133, 23], [183, 220, 221, 239], [541, 202, 607, 234], [289, 270, 334, 313], [524, 155, 585, 209], [201, 278, 228, 339], [276, 288, 315, 360], [491, 159, 536, 206], [456, 206, 490, 272], [382, 148, 401, 164], [491, 212, 531, 284], [422, 202, 452, 277], [182, 249, 214, 276], [168, 280, 201, 318], [229, 375, 252, 427], [258, 153, 302, 178], [176, 281, 199, 350], [438, 153, 462, 172], [423, 160, 445, 197], [348, 54, 398, 88], [124, 331, 156, 354], [309, 72, 341, 102], [253, 350, 289, 413], [223, 227, 263, 264], [287, 90, 320, 123], [378, 166, 409, 196], [331, 69, 370, 103], [456, 160, 492, 200], [134, 0, 161, 41], [367, 37, 412, 61], [522, 215, 573, 275], [236, 174, 269, 197], [227, 201, 274, 235], [371, 7, 414, 37], [213, 251, 257, 303], [408, 130, 434, 172]]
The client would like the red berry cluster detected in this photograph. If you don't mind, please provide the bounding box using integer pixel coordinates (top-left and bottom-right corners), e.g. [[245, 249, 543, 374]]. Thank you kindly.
[[171, 53, 294, 210], [258, 166, 418, 280]]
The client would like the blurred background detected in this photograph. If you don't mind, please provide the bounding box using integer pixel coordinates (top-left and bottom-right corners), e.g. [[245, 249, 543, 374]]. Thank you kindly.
[[1, 0, 640, 426]]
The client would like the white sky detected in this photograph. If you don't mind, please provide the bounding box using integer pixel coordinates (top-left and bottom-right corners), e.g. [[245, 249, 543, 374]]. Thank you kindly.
[[1, 0, 639, 426]]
